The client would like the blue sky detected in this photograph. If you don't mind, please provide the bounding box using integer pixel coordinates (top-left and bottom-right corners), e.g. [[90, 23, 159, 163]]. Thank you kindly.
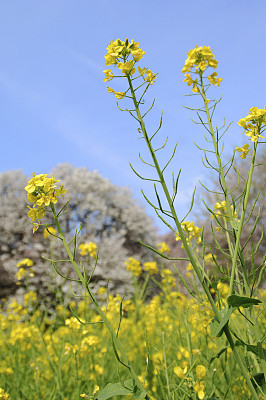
[[1, 0, 265, 234]]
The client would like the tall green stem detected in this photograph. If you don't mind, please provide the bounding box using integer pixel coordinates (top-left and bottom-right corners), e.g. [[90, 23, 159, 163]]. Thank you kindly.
[[127, 76, 220, 319], [200, 78, 261, 399], [127, 75, 260, 400], [50, 204, 151, 399], [200, 75, 257, 296]]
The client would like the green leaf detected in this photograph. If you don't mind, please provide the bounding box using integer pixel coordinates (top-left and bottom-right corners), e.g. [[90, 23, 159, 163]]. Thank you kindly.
[[227, 294, 262, 308], [235, 340, 266, 361], [95, 380, 134, 399], [210, 308, 234, 337], [210, 317, 223, 337]]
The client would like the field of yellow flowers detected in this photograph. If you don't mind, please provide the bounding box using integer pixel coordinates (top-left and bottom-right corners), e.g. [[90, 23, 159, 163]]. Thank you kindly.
[[1, 256, 265, 400]]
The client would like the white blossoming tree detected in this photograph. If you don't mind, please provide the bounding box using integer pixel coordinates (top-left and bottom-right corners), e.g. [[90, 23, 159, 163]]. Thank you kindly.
[[0, 164, 159, 305]]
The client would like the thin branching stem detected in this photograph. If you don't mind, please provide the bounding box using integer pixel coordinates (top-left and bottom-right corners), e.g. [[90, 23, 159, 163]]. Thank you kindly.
[[49, 203, 151, 399], [127, 75, 220, 319]]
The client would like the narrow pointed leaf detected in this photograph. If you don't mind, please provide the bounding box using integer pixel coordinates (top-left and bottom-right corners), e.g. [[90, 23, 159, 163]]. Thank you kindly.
[[227, 295, 262, 309], [210, 307, 234, 337], [95, 380, 134, 399]]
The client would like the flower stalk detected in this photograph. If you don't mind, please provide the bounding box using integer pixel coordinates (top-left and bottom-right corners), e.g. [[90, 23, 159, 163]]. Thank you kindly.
[[102, 39, 265, 399], [50, 203, 151, 399]]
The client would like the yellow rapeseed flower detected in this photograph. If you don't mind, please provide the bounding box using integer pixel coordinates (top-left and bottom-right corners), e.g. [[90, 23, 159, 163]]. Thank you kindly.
[[207, 71, 222, 86], [143, 262, 158, 275], [25, 172, 67, 231], [0, 388, 10, 399], [193, 381, 205, 399], [17, 258, 33, 268], [161, 269, 176, 287], [138, 66, 147, 77], [16, 268, 27, 281], [182, 46, 221, 92], [156, 242, 170, 254], [131, 48, 145, 62], [107, 87, 126, 99], [27, 206, 45, 223], [217, 281, 229, 298], [65, 316, 82, 330], [24, 291, 37, 306], [175, 221, 202, 245], [114, 91, 126, 99], [78, 242, 98, 258], [182, 46, 218, 74], [238, 106, 266, 142], [196, 364, 206, 379], [117, 60, 135, 76], [146, 69, 157, 84], [236, 144, 250, 159], [93, 385, 100, 395], [104, 38, 156, 99], [173, 365, 187, 379], [125, 257, 142, 277], [103, 69, 113, 82]]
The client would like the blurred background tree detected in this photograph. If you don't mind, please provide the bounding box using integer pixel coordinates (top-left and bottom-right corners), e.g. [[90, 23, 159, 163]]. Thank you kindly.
[[0, 163, 160, 305]]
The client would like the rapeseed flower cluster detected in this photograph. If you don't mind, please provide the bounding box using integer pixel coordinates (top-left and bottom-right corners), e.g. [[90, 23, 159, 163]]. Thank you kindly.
[[25, 173, 66, 232], [175, 221, 202, 246], [0, 388, 10, 400], [182, 46, 222, 93], [174, 364, 207, 399], [24, 291, 38, 307], [0, 361, 13, 377], [238, 106, 266, 142], [16, 258, 34, 281], [1, 286, 265, 399], [212, 201, 239, 231], [160, 268, 176, 288], [143, 262, 158, 275], [213, 201, 238, 220], [17, 258, 33, 268], [104, 38, 156, 99], [78, 242, 98, 259], [156, 242, 170, 254], [125, 257, 159, 277], [217, 281, 229, 298], [125, 257, 142, 277]]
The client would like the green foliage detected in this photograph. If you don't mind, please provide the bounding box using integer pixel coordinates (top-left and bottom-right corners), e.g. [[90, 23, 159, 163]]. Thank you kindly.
[[227, 294, 262, 308], [95, 380, 135, 399]]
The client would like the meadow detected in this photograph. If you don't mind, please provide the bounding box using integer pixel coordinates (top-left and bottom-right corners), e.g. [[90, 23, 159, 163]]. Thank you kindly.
[[1, 258, 265, 399]]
